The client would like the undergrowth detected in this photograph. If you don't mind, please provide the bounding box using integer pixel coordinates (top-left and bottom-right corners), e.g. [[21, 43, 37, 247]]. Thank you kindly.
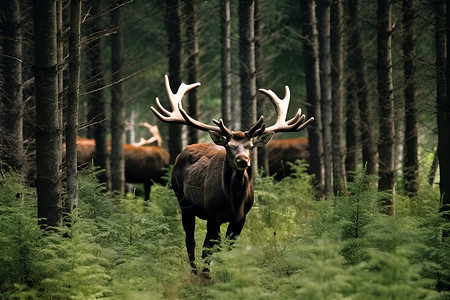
[[0, 161, 449, 299]]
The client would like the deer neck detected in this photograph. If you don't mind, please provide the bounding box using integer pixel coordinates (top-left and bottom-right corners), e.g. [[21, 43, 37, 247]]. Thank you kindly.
[[223, 158, 253, 222]]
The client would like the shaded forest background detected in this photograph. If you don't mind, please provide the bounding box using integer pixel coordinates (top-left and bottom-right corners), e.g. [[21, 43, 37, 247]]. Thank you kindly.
[[1, 0, 450, 298]]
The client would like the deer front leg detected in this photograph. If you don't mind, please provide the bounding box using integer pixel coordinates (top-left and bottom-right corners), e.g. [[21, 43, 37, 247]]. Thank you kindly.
[[202, 220, 221, 272], [225, 217, 246, 242], [181, 210, 197, 273]]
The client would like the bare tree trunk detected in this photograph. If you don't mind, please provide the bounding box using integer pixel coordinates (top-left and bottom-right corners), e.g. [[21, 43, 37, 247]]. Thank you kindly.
[[185, 0, 199, 145], [377, 0, 395, 215], [402, 0, 419, 196], [110, 3, 125, 195], [255, 0, 269, 176], [239, 0, 257, 172], [166, 0, 182, 164], [301, 0, 324, 194], [221, 0, 232, 127], [86, 0, 108, 184], [330, 0, 346, 194], [32, 0, 62, 227], [318, 0, 333, 196], [0, 0, 24, 175], [348, 0, 377, 176], [66, 0, 81, 209]]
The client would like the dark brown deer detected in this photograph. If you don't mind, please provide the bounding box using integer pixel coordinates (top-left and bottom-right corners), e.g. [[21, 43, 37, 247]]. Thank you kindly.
[[151, 75, 314, 273], [267, 137, 309, 180]]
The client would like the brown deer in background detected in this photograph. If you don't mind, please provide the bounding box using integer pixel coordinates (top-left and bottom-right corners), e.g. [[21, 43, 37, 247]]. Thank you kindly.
[[267, 137, 309, 180], [151, 75, 314, 273], [66, 124, 169, 200]]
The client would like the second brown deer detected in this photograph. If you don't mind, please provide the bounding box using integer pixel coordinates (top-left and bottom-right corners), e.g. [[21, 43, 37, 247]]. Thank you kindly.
[[151, 75, 314, 273]]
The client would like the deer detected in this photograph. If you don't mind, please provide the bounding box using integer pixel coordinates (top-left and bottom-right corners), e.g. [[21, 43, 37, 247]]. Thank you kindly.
[[267, 137, 309, 180], [151, 75, 314, 273]]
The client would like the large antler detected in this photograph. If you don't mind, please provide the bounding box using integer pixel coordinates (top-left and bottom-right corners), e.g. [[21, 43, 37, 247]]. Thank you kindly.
[[259, 86, 314, 133], [151, 75, 230, 136]]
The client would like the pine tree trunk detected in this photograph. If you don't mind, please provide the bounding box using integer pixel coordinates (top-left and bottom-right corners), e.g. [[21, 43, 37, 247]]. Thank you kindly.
[[86, 0, 108, 184], [220, 0, 232, 127], [110, 4, 125, 195], [301, 0, 324, 194], [255, 0, 269, 176], [166, 0, 182, 164], [66, 0, 81, 209], [330, 0, 346, 194], [185, 0, 199, 145], [402, 0, 419, 196], [377, 0, 395, 215], [32, 0, 62, 227], [317, 0, 333, 196], [239, 0, 257, 171], [348, 0, 377, 176], [0, 0, 24, 175]]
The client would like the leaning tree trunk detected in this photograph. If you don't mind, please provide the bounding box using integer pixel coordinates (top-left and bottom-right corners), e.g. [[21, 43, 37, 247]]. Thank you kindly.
[[185, 0, 199, 145], [66, 0, 82, 209], [239, 0, 257, 172], [402, 0, 419, 196], [330, 0, 346, 194], [220, 0, 232, 127], [317, 0, 333, 196], [377, 0, 395, 216], [301, 0, 324, 195], [110, 3, 125, 196], [0, 0, 24, 175], [166, 0, 182, 164], [32, 0, 62, 227]]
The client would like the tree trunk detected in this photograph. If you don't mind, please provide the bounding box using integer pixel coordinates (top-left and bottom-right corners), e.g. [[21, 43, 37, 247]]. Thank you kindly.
[[348, 0, 377, 176], [0, 0, 24, 175], [377, 0, 395, 215], [185, 0, 199, 145], [301, 0, 324, 194], [220, 0, 232, 127], [66, 0, 81, 209], [86, 0, 108, 184], [402, 0, 419, 196], [32, 0, 62, 227], [317, 0, 333, 196], [166, 0, 182, 164], [330, 0, 346, 194], [255, 0, 269, 176], [110, 3, 125, 195], [239, 0, 257, 171]]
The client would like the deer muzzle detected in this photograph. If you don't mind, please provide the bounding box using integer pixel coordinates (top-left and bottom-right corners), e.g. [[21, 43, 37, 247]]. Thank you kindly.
[[234, 154, 250, 170]]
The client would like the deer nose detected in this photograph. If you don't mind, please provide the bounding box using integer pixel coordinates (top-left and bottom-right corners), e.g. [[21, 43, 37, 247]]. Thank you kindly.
[[235, 154, 250, 170]]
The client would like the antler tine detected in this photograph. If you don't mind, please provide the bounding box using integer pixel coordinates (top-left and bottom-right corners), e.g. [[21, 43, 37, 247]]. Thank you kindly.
[[150, 75, 201, 124], [212, 119, 232, 136], [246, 115, 265, 137], [259, 85, 314, 133], [178, 104, 222, 133]]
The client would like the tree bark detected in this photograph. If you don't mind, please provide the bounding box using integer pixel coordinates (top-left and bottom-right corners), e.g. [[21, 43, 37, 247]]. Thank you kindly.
[[66, 0, 82, 209], [221, 0, 232, 127], [402, 0, 419, 196], [166, 0, 182, 164], [86, 0, 108, 184], [185, 0, 199, 145], [32, 0, 62, 227], [239, 0, 257, 172], [110, 3, 125, 195], [301, 0, 324, 194], [330, 0, 346, 194], [317, 0, 333, 196], [0, 0, 24, 175], [377, 0, 395, 215]]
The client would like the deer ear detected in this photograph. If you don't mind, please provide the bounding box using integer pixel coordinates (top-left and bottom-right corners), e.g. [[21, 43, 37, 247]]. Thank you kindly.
[[253, 132, 275, 146], [209, 131, 228, 146]]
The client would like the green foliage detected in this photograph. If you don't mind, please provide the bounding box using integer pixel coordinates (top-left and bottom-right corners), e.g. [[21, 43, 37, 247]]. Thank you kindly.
[[0, 166, 449, 299]]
